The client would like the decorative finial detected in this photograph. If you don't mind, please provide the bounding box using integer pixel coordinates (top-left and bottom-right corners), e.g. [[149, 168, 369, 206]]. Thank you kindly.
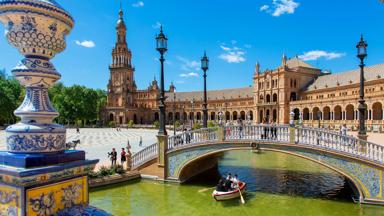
[[255, 61, 260, 74], [282, 53, 287, 67], [119, 0, 123, 18]]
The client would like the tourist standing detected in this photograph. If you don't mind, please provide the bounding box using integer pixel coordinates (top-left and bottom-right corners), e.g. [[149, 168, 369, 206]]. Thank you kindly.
[[109, 148, 117, 166], [120, 148, 126, 167], [272, 119, 277, 139], [262, 118, 268, 139], [76, 126, 80, 134], [341, 124, 348, 136], [239, 119, 244, 138], [139, 136, 143, 147], [225, 121, 231, 138]]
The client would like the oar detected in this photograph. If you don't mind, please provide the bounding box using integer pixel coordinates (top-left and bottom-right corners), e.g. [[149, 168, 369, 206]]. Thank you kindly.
[[237, 183, 245, 204], [198, 186, 216, 193]]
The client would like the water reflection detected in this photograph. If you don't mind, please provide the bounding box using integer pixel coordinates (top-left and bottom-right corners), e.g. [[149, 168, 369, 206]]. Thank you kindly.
[[90, 151, 384, 216]]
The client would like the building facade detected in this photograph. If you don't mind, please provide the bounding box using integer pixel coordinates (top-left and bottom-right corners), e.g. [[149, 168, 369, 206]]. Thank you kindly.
[[104, 9, 384, 132]]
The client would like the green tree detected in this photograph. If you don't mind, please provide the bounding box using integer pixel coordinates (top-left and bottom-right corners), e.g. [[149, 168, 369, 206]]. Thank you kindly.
[[49, 84, 107, 126], [0, 74, 22, 126]]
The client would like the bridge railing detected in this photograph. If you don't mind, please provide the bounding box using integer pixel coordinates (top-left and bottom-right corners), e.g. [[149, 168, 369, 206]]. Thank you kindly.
[[224, 125, 290, 143], [295, 127, 384, 164], [132, 143, 158, 169], [132, 124, 384, 169], [167, 127, 219, 151]]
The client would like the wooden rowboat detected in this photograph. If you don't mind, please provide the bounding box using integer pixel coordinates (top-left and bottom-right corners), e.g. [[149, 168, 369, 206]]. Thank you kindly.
[[212, 182, 246, 201]]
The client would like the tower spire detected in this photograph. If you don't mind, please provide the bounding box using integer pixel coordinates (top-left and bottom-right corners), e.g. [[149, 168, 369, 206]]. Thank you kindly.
[[119, 0, 123, 15]]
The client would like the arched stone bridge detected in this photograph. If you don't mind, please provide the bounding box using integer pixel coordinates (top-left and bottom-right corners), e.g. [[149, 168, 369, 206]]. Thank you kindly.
[[131, 124, 384, 205]]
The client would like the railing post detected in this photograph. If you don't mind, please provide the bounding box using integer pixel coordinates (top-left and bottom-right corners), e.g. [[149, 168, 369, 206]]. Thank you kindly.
[[157, 135, 168, 171], [289, 111, 296, 144], [358, 139, 367, 157], [218, 126, 226, 141]]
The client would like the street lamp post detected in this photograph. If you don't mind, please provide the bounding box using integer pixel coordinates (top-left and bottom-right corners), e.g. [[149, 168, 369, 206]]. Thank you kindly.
[[182, 104, 185, 129], [317, 112, 321, 129], [156, 26, 168, 136], [201, 52, 209, 128], [357, 35, 368, 141], [191, 99, 195, 128], [173, 92, 176, 135]]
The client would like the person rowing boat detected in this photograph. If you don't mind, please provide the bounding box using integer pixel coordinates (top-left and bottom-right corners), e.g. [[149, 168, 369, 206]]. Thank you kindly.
[[212, 179, 246, 202]]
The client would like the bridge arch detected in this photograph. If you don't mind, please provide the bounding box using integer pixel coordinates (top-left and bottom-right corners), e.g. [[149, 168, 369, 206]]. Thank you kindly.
[[170, 143, 368, 203], [173, 144, 364, 197], [135, 125, 384, 205]]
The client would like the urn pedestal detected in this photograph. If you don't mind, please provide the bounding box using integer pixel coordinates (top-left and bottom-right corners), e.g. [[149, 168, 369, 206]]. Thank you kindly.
[[0, 1, 110, 215]]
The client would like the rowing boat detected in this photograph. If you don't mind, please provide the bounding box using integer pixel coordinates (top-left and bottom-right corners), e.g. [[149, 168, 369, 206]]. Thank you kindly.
[[212, 182, 246, 201]]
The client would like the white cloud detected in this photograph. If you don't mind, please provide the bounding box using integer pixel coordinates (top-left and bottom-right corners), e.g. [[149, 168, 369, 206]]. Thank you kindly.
[[218, 44, 246, 63], [261, 0, 299, 17], [132, 1, 144, 7], [75, 40, 95, 48], [176, 56, 200, 71], [180, 72, 199, 78], [244, 44, 252, 49], [152, 21, 161, 29], [298, 50, 346, 61], [220, 45, 231, 51], [260, 5, 270, 11]]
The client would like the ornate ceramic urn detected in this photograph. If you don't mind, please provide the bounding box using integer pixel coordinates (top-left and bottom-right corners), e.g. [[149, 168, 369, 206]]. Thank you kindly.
[[0, 0, 74, 153]]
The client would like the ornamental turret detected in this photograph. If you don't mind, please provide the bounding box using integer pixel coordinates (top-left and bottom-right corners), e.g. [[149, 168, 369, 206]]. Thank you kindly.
[[169, 82, 175, 92], [255, 62, 260, 76], [282, 53, 288, 69]]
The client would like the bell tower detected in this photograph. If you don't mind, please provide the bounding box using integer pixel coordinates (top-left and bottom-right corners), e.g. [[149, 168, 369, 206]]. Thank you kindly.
[[108, 7, 135, 108]]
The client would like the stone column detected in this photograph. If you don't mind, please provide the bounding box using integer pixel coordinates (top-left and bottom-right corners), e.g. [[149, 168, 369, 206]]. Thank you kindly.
[[156, 135, 168, 180], [381, 109, 384, 120]]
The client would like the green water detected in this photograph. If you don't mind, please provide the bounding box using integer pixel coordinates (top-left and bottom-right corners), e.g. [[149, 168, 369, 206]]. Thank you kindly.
[[90, 151, 384, 216]]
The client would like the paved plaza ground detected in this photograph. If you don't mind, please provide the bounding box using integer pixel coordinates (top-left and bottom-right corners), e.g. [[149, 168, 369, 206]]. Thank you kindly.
[[0, 128, 158, 166], [0, 128, 383, 167]]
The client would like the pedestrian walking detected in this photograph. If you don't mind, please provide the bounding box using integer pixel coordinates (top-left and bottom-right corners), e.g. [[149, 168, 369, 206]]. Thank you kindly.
[[139, 136, 143, 147], [120, 148, 126, 167], [76, 126, 80, 134]]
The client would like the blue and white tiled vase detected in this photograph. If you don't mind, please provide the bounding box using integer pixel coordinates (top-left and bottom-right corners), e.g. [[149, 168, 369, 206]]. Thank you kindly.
[[0, 0, 74, 153]]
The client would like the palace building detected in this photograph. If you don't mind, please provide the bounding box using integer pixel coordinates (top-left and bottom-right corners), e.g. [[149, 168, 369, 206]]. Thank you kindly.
[[104, 9, 384, 132]]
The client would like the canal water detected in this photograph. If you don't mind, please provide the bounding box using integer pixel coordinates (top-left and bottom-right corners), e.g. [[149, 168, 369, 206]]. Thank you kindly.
[[90, 150, 384, 216]]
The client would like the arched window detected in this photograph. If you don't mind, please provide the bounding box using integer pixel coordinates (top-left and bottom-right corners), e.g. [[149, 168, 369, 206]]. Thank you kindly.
[[373, 102, 383, 120], [323, 106, 331, 120], [346, 104, 355, 120], [273, 93, 278, 102], [266, 94, 271, 103]]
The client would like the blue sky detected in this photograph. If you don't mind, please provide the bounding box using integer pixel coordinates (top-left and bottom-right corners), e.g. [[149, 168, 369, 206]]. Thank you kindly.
[[0, 0, 383, 92]]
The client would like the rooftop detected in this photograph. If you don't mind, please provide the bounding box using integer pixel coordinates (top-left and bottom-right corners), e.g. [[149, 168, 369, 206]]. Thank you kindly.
[[305, 63, 384, 91], [165, 87, 253, 102]]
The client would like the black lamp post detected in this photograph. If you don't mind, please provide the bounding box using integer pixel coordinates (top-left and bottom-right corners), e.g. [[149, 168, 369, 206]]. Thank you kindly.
[[357, 35, 368, 141], [317, 111, 321, 129], [201, 51, 209, 128], [191, 99, 195, 128], [156, 26, 168, 136], [173, 92, 176, 136]]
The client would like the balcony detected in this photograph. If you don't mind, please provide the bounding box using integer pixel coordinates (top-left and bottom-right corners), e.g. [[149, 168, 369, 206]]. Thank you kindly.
[[257, 102, 277, 107]]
